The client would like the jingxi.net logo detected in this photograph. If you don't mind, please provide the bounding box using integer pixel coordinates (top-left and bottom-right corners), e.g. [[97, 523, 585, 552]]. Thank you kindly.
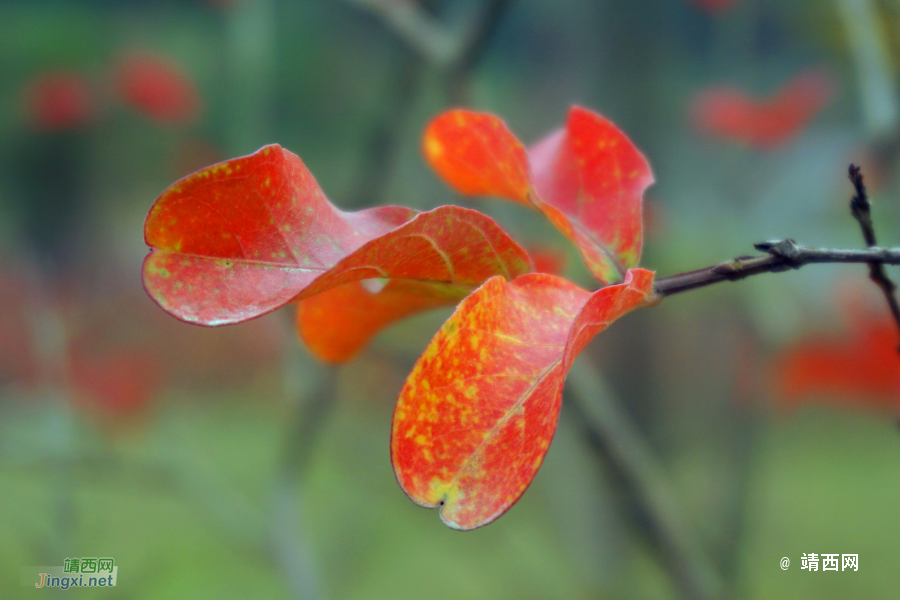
[[23, 557, 117, 589]]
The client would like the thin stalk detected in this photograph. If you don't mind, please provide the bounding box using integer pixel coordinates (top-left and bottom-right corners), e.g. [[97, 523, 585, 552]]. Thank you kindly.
[[567, 360, 728, 600]]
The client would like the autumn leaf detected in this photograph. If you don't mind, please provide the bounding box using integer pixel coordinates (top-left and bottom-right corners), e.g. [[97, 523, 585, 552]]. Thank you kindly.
[[423, 107, 653, 285], [692, 69, 833, 149], [143, 144, 532, 326], [391, 268, 656, 529], [297, 246, 572, 364]]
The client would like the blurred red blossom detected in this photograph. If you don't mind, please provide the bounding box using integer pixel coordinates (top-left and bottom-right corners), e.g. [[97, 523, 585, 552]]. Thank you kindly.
[[0, 262, 282, 423], [0, 269, 41, 385], [691, 69, 834, 149], [690, 0, 740, 13], [22, 71, 95, 132], [527, 246, 566, 275], [68, 350, 162, 419], [774, 299, 900, 413], [115, 52, 201, 125]]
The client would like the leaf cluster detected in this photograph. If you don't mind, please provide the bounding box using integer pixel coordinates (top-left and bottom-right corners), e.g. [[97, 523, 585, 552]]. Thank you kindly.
[[142, 106, 656, 529]]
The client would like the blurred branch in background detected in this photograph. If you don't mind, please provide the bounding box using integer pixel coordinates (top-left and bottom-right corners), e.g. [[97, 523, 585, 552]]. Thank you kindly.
[[567, 360, 728, 600], [224, 0, 277, 154], [340, 0, 458, 64], [836, 0, 900, 141], [343, 0, 513, 204], [270, 347, 339, 600], [345, 22, 428, 207], [338, 0, 511, 72]]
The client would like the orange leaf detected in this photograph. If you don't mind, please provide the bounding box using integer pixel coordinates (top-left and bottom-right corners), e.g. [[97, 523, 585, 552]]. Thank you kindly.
[[143, 144, 531, 326], [423, 107, 653, 284], [296, 280, 470, 363], [423, 110, 532, 204], [391, 268, 655, 529]]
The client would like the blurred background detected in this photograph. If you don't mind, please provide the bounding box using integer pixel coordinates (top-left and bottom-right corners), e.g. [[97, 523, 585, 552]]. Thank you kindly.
[[1, 0, 899, 598]]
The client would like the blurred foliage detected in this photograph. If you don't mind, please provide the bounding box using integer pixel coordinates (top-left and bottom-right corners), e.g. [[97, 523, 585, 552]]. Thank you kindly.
[[1, 0, 899, 598]]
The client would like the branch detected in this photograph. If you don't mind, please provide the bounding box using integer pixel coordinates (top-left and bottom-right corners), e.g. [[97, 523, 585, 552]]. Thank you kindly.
[[340, 0, 459, 65], [567, 361, 728, 600], [272, 365, 337, 600], [446, 0, 514, 103], [835, 0, 900, 139], [848, 164, 900, 345], [655, 241, 900, 297], [343, 0, 513, 201], [340, 0, 512, 72]]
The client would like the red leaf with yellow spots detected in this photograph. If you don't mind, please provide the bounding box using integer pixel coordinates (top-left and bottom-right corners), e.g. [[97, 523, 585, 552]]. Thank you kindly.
[[391, 268, 656, 529], [143, 144, 531, 326], [423, 107, 654, 285]]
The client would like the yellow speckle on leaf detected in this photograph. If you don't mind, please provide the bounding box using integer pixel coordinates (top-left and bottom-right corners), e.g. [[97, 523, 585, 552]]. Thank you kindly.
[[425, 136, 443, 160]]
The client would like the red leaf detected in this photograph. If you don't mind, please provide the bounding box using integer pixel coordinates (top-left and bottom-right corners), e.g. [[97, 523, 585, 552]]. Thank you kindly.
[[423, 107, 653, 284], [116, 52, 201, 125], [529, 107, 652, 280], [692, 69, 833, 149], [775, 309, 900, 411], [391, 268, 655, 529], [143, 144, 532, 326], [23, 71, 95, 132]]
